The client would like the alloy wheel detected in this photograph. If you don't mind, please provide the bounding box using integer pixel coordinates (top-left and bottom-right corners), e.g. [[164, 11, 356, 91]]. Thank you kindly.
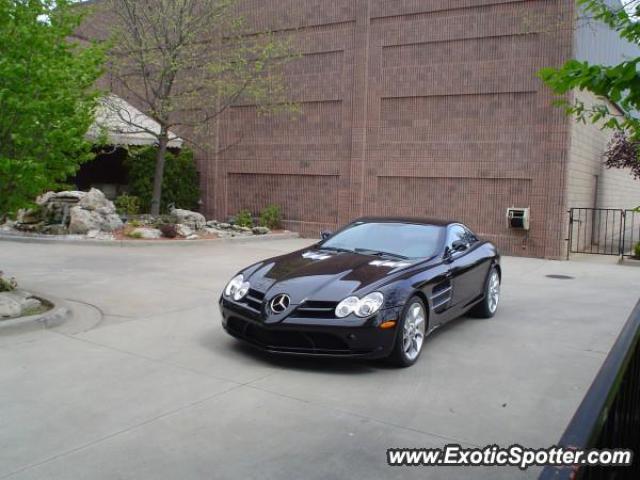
[[488, 271, 500, 313], [403, 302, 426, 361]]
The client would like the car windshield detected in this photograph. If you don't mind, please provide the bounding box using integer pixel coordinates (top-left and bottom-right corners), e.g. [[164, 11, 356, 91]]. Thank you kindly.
[[320, 222, 445, 259]]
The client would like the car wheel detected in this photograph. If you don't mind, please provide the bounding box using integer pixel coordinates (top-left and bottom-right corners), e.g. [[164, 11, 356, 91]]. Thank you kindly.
[[388, 296, 427, 367], [470, 267, 500, 318]]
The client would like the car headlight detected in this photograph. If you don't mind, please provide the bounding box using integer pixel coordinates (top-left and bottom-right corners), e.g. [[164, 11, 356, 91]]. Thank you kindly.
[[224, 274, 250, 301], [335, 292, 384, 318]]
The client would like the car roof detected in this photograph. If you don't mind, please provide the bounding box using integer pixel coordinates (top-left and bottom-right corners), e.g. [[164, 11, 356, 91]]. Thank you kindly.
[[352, 216, 460, 228]]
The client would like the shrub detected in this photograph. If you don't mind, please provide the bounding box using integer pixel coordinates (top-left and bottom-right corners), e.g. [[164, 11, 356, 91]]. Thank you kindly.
[[635, 242, 640, 259], [159, 224, 178, 239], [0, 271, 17, 292], [259, 204, 282, 230], [234, 210, 254, 228], [126, 230, 143, 239], [124, 147, 200, 213], [115, 194, 140, 216], [128, 219, 143, 228]]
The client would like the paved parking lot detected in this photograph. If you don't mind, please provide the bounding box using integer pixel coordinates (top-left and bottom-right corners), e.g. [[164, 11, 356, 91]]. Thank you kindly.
[[1, 238, 639, 479]]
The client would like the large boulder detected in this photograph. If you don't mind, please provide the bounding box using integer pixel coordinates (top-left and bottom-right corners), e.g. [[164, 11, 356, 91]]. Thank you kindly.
[[170, 208, 206, 230], [0, 291, 41, 319], [78, 188, 116, 213], [68, 206, 123, 234]]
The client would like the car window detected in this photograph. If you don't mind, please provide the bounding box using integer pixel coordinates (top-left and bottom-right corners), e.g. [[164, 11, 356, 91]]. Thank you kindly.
[[321, 222, 445, 259]]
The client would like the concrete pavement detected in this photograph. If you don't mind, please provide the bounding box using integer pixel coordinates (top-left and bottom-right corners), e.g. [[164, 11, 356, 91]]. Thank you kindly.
[[1, 239, 638, 479]]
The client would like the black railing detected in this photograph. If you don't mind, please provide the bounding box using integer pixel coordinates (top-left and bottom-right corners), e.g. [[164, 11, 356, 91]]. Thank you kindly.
[[539, 300, 640, 480], [568, 208, 640, 258], [622, 210, 640, 258], [568, 208, 625, 256]]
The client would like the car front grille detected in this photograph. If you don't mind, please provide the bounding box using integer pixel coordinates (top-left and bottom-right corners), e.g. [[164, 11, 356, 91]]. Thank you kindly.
[[226, 316, 350, 354], [242, 288, 265, 312], [293, 300, 338, 319]]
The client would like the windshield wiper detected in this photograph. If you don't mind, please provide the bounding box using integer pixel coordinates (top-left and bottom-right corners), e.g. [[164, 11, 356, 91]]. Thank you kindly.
[[354, 248, 408, 260], [319, 246, 355, 254]]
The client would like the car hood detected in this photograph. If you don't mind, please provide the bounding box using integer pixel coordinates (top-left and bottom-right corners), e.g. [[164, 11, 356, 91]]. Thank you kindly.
[[243, 248, 418, 304]]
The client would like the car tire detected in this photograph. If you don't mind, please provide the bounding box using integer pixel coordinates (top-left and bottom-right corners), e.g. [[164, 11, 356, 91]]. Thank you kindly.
[[469, 266, 500, 319], [388, 296, 428, 368]]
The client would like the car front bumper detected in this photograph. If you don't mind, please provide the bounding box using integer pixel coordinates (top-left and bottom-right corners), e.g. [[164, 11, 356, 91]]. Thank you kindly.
[[219, 297, 402, 359]]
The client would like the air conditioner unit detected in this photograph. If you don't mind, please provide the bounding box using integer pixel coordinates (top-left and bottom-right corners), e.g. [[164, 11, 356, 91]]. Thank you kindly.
[[507, 207, 530, 230]]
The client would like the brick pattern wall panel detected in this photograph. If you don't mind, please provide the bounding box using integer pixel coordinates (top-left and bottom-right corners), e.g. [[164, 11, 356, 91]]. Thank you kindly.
[[382, 34, 542, 69], [376, 176, 533, 253], [370, 0, 530, 19], [227, 173, 339, 225], [235, 0, 356, 31]]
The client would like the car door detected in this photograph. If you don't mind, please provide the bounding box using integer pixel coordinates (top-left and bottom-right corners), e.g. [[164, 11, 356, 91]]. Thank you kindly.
[[444, 225, 478, 308]]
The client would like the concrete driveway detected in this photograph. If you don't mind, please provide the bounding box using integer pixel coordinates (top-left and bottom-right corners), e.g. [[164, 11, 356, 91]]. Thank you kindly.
[[1, 238, 638, 480]]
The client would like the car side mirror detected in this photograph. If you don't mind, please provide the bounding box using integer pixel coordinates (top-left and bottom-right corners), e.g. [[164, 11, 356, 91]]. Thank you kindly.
[[451, 240, 468, 252], [320, 230, 332, 241]]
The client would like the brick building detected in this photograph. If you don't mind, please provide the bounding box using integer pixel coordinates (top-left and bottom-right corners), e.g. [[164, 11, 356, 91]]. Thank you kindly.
[[78, 0, 640, 258]]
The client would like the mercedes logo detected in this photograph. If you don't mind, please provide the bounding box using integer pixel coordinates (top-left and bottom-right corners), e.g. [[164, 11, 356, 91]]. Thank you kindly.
[[269, 294, 290, 314]]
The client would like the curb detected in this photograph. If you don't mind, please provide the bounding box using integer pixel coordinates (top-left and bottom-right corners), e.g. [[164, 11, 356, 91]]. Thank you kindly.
[[619, 257, 640, 267], [0, 231, 299, 247], [0, 294, 71, 332]]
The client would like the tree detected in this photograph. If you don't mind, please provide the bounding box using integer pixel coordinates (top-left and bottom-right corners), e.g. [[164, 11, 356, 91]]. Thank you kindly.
[[539, 0, 640, 138], [0, 0, 104, 218], [101, 0, 297, 215], [604, 131, 640, 179]]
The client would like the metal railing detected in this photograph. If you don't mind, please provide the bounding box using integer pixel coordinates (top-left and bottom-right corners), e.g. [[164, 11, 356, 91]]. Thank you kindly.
[[568, 208, 640, 258], [539, 300, 640, 480], [622, 209, 640, 258]]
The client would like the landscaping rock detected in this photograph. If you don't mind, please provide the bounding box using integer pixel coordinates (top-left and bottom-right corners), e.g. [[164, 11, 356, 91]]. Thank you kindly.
[[35, 191, 56, 206], [217, 222, 232, 230], [68, 207, 100, 234], [170, 208, 206, 230], [16, 208, 42, 224], [176, 224, 194, 238], [69, 206, 123, 234], [41, 225, 68, 236], [232, 226, 253, 234], [0, 220, 15, 232], [54, 191, 86, 201], [11, 189, 121, 236], [205, 220, 219, 228], [86, 230, 115, 241], [78, 188, 116, 213], [0, 294, 21, 318], [0, 291, 42, 319], [131, 227, 162, 239], [252, 226, 270, 235]]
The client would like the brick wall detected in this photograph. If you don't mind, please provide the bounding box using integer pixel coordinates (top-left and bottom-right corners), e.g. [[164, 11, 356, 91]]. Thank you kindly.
[[78, 0, 578, 258]]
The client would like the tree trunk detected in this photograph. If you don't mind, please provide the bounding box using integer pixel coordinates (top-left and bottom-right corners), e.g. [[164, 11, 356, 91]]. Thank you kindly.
[[150, 129, 169, 216]]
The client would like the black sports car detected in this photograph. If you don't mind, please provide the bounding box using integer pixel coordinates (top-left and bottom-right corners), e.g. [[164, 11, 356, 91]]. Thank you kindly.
[[219, 217, 501, 366]]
